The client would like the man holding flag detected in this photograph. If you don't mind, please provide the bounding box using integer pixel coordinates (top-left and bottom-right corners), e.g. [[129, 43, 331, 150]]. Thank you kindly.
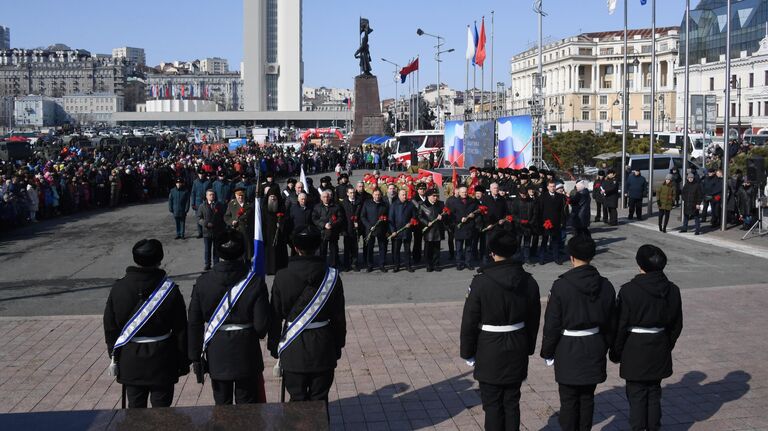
[[187, 198, 271, 405], [268, 225, 346, 409]]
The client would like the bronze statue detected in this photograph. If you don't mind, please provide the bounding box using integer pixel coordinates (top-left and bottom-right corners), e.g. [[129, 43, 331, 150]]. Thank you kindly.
[[355, 18, 373, 76]]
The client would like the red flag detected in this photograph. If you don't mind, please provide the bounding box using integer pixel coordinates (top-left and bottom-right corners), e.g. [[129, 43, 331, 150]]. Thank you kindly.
[[451, 167, 458, 189], [399, 58, 419, 83], [475, 17, 487, 67]]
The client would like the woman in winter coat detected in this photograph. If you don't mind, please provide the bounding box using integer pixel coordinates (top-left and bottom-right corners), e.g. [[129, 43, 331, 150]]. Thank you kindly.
[[656, 175, 677, 233], [26, 184, 39, 222]]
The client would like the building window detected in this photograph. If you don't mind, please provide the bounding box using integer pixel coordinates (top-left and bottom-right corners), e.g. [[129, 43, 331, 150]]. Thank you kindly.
[[749, 102, 753, 116], [643, 94, 652, 105], [764, 101, 768, 116], [749, 73, 754, 88], [731, 103, 736, 117], [582, 111, 590, 121], [765, 71, 768, 86], [599, 95, 608, 105], [731, 75, 737, 89], [710, 77, 715, 91], [582, 95, 590, 105], [643, 111, 651, 120], [599, 111, 608, 120]]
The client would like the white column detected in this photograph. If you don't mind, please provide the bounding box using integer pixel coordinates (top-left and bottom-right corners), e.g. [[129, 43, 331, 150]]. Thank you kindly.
[[277, 0, 302, 111], [243, 0, 266, 111]]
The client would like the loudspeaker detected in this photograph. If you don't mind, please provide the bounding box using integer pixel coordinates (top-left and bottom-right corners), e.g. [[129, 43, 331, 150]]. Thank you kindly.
[[747, 157, 765, 185]]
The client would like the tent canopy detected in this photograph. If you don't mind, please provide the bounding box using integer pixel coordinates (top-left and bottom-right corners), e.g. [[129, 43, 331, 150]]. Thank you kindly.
[[362, 135, 392, 145]]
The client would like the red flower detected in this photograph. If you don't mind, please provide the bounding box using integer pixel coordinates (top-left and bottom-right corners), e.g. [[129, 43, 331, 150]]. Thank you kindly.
[[378, 215, 388, 221], [276, 212, 285, 218], [350, 215, 358, 222], [505, 215, 514, 223], [478, 205, 489, 215], [520, 219, 529, 224], [714, 195, 722, 202], [331, 214, 338, 223], [409, 218, 419, 227], [442, 207, 451, 215], [543, 219, 554, 230], [237, 207, 245, 217]]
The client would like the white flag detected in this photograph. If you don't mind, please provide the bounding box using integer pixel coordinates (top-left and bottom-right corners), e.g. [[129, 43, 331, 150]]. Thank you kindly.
[[300, 165, 309, 192], [466, 25, 475, 61], [607, 0, 617, 14]]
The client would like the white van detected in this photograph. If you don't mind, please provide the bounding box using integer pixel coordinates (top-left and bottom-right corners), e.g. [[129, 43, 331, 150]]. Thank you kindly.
[[626, 154, 701, 190]]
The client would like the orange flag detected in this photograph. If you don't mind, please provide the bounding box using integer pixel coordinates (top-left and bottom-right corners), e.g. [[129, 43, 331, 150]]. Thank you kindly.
[[475, 17, 487, 67]]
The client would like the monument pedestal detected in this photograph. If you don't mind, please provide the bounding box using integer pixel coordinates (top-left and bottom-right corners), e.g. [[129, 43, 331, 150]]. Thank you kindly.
[[350, 75, 384, 146]]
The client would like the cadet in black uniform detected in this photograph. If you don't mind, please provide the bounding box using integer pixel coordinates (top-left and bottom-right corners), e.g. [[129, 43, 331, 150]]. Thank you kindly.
[[541, 235, 617, 431], [187, 231, 271, 405], [268, 226, 347, 404], [611, 245, 683, 431], [460, 229, 541, 431], [103, 239, 189, 408]]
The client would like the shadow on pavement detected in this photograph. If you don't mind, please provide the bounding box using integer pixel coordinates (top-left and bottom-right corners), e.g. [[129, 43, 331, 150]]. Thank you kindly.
[[544, 370, 751, 430]]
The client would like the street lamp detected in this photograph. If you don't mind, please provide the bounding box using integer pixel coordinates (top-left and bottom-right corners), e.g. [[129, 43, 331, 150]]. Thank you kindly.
[[417, 28, 453, 128], [730, 76, 742, 140], [658, 94, 665, 132], [381, 57, 401, 132]]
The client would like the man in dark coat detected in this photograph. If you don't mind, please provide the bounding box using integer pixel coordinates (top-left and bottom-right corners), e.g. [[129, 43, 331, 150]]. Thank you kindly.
[[103, 239, 189, 408], [700, 170, 720, 224], [335, 173, 351, 204], [569, 181, 591, 237], [361, 189, 390, 272], [286, 192, 312, 235], [737, 178, 759, 230], [460, 230, 541, 431], [410, 183, 429, 264], [610, 245, 683, 431], [341, 186, 363, 271], [680, 173, 703, 235], [448, 185, 479, 270], [312, 190, 345, 267], [538, 181, 568, 265], [513, 187, 541, 264], [261, 188, 289, 274], [601, 170, 619, 226], [417, 189, 445, 272], [268, 227, 346, 405], [224, 188, 255, 262], [191, 171, 211, 238], [625, 168, 648, 220], [168, 177, 191, 239], [592, 171, 607, 222], [188, 232, 271, 405], [541, 235, 617, 431], [479, 182, 508, 264], [212, 172, 232, 205], [389, 189, 418, 272], [197, 189, 227, 271]]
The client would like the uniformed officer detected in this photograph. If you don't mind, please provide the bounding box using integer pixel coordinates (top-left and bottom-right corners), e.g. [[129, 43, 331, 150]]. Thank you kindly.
[[460, 229, 541, 431], [268, 226, 346, 405], [187, 231, 271, 405], [611, 245, 683, 431], [103, 239, 189, 408], [540, 235, 617, 431]]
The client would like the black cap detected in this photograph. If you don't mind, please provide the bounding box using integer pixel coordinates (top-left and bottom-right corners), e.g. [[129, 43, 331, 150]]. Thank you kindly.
[[132, 239, 164, 267], [567, 235, 596, 262], [636, 244, 667, 272], [321, 176, 332, 183], [426, 188, 438, 197], [487, 230, 519, 258], [175, 177, 184, 183], [286, 178, 297, 184], [217, 231, 245, 261], [339, 173, 349, 180], [474, 185, 486, 194], [416, 183, 427, 190], [292, 225, 322, 253]]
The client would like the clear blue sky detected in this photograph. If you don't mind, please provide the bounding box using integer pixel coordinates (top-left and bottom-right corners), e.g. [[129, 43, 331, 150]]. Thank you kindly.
[[2, 0, 687, 99]]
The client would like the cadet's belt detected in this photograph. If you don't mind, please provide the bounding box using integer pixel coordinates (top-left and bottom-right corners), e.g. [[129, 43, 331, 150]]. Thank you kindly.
[[287, 320, 330, 330], [629, 326, 664, 334], [219, 323, 253, 331], [562, 327, 600, 337], [479, 322, 525, 332], [130, 332, 172, 343]]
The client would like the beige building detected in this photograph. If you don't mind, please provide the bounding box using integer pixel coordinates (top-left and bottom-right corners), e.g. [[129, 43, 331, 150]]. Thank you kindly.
[[63, 93, 124, 125], [510, 27, 680, 133]]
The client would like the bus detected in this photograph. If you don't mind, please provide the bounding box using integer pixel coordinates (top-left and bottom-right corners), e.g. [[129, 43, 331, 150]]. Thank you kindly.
[[392, 130, 443, 168], [631, 131, 709, 159]]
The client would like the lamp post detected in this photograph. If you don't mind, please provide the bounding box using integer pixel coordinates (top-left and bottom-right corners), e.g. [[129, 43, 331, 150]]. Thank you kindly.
[[658, 94, 665, 132], [417, 28, 453, 129], [381, 58, 401, 132], [730, 76, 742, 140]]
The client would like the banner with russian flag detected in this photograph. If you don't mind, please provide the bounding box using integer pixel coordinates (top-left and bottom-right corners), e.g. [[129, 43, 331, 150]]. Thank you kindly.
[[399, 58, 419, 83], [497, 115, 533, 169], [443, 120, 465, 168], [252, 195, 265, 275]]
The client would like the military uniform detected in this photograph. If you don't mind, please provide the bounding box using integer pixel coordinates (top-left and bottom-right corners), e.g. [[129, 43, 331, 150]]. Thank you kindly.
[[341, 195, 363, 271], [541, 265, 617, 431], [361, 198, 390, 271], [388, 198, 417, 272], [188, 259, 271, 405], [460, 260, 541, 431], [448, 196, 479, 270], [611, 271, 683, 431], [417, 198, 445, 272], [103, 266, 189, 408], [268, 256, 346, 402], [311, 202, 345, 268]]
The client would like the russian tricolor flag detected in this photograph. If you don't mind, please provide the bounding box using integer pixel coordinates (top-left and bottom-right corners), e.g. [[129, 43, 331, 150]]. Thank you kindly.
[[252, 196, 265, 276]]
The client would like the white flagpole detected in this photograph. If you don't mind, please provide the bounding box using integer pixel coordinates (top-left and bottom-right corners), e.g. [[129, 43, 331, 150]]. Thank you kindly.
[[721, 0, 732, 231], [416, 55, 420, 130], [621, 0, 628, 209], [682, 0, 691, 220], [648, 0, 657, 215]]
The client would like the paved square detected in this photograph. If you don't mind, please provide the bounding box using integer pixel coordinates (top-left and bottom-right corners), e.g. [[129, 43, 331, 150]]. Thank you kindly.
[[1, 284, 766, 430]]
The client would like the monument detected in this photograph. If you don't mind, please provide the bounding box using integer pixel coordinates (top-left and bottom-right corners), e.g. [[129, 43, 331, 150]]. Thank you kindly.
[[350, 18, 384, 146]]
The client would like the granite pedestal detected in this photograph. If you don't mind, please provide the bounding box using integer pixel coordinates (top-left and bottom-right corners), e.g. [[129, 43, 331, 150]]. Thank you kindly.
[[349, 75, 384, 147]]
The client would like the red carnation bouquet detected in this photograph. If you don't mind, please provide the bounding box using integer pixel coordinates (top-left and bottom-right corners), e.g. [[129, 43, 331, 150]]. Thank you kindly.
[[424, 207, 448, 233], [273, 212, 285, 246], [505, 215, 514, 223], [391, 217, 419, 239], [457, 205, 489, 229], [543, 219, 554, 230], [366, 215, 389, 242], [237, 207, 246, 217], [714, 194, 722, 202], [442, 207, 451, 215]]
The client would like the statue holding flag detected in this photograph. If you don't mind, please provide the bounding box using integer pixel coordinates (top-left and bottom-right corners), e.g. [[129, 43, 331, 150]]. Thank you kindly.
[[354, 18, 374, 76]]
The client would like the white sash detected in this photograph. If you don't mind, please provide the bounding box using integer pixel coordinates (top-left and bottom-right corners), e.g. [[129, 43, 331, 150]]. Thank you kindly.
[[113, 278, 176, 350], [277, 267, 338, 356], [202, 271, 259, 351]]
